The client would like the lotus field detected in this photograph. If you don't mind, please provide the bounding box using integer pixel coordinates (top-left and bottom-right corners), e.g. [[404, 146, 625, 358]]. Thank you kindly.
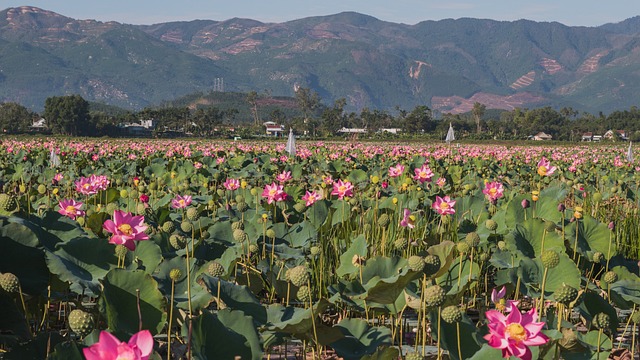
[[1, 138, 640, 360]]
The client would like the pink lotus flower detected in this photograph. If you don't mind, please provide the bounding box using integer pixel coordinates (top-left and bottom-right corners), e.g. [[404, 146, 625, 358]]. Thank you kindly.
[[139, 194, 149, 203], [483, 182, 505, 203], [301, 190, 322, 206], [52, 173, 64, 184], [388, 164, 405, 178], [537, 157, 557, 177], [223, 178, 240, 191], [171, 195, 192, 209], [331, 179, 354, 199], [432, 195, 456, 215], [491, 286, 519, 313], [262, 182, 287, 204], [75, 176, 98, 195], [436, 177, 447, 188], [484, 307, 549, 360], [275, 171, 293, 183], [400, 208, 415, 228], [413, 164, 434, 183], [103, 210, 149, 251], [58, 199, 84, 220], [83, 330, 154, 360]]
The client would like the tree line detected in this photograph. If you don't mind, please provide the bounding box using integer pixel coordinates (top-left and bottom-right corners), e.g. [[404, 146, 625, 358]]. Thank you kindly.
[[2, 90, 640, 141]]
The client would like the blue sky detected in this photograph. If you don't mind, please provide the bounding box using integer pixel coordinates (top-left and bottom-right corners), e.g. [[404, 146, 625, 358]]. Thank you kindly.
[[4, 1, 639, 26]]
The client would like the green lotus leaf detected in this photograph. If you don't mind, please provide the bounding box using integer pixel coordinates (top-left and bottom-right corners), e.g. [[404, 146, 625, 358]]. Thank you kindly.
[[188, 309, 262, 360], [360, 347, 399, 360], [609, 280, 640, 309], [538, 252, 581, 298], [124, 240, 162, 274], [429, 309, 482, 360], [330, 318, 392, 360], [436, 257, 479, 295], [535, 185, 569, 223], [351, 256, 417, 304], [6, 332, 65, 360], [348, 169, 369, 187], [565, 215, 617, 260], [468, 344, 504, 360], [0, 221, 49, 295], [272, 220, 316, 248], [454, 189, 486, 222], [153, 256, 214, 311], [0, 290, 32, 343], [45, 237, 117, 296], [46, 341, 84, 360], [198, 275, 267, 324], [100, 269, 167, 337], [426, 240, 456, 279], [336, 234, 368, 278], [505, 218, 564, 258], [577, 291, 619, 334], [307, 200, 329, 229], [331, 200, 352, 226], [265, 299, 332, 338], [578, 330, 612, 351], [85, 211, 110, 238], [504, 194, 529, 228]]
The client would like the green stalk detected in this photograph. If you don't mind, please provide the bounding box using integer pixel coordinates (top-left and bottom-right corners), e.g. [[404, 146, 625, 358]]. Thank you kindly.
[[167, 278, 176, 360], [538, 267, 549, 322], [456, 322, 463, 360]]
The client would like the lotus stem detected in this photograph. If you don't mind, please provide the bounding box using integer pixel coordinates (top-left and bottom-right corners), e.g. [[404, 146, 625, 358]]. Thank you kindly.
[[456, 322, 462, 360], [136, 289, 142, 332], [167, 278, 176, 360], [572, 218, 580, 261], [606, 230, 613, 272], [596, 328, 602, 360], [617, 304, 635, 349], [437, 306, 442, 360], [538, 267, 549, 322], [308, 279, 320, 356]]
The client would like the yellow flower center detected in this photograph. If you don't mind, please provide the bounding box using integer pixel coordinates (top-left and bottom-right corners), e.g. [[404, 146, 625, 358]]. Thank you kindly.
[[339, 185, 346, 193], [178, 199, 185, 207], [489, 188, 497, 196], [505, 323, 526, 343], [83, 184, 91, 189], [65, 205, 77, 213], [118, 224, 133, 235], [440, 202, 450, 210], [269, 189, 277, 196], [420, 171, 427, 178], [537, 166, 547, 176]]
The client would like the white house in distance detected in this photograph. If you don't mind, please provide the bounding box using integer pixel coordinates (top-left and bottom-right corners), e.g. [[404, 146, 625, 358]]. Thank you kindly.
[[582, 130, 627, 142], [530, 132, 553, 141], [264, 121, 285, 136], [29, 118, 48, 132], [119, 119, 157, 136]]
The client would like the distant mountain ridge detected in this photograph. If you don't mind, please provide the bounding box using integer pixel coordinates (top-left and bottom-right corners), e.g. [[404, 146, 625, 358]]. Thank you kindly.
[[1, 6, 640, 113]]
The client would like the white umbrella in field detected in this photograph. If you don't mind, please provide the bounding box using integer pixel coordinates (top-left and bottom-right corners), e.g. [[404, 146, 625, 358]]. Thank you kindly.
[[627, 141, 634, 163], [445, 123, 455, 144], [285, 128, 296, 156], [49, 149, 60, 167]]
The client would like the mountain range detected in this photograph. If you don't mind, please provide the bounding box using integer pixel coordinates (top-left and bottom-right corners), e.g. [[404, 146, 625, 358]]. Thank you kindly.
[[1, 6, 640, 114]]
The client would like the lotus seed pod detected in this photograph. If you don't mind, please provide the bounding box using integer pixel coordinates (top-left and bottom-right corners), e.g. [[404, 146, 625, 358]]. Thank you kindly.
[[207, 261, 225, 277], [231, 221, 244, 230], [37, 184, 47, 194], [377, 213, 390, 228], [603, 271, 618, 284], [248, 243, 259, 254], [465, 232, 480, 246], [456, 241, 470, 254], [236, 201, 248, 212], [554, 283, 578, 305], [293, 202, 307, 213], [310, 246, 321, 256], [394, 237, 408, 250], [68, 309, 94, 338], [136, 203, 146, 214], [424, 285, 445, 308], [235, 194, 245, 203], [0, 273, 20, 293], [497, 241, 507, 251], [232, 229, 248, 242], [186, 207, 199, 221], [266, 229, 276, 239], [169, 268, 182, 281], [441, 305, 463, 323], [541, 250, 560, 269], [119, 189, 128, 199], [180, 221, 192, 233], [250, 188, 259, 196], [423, 255, 441, 275], [404, 352, 424, 360], [593, 312, 610, 330], [162, 221, 176, 233], [592, 192, 602, 203], [288, 265, 310, 287], [631, 310, 640, 324], [18, 184, 26, 193], [169, 234, 187, 250], [407, 255, 425, 272], [296, 285, 311, 302], [592, 252, 604, 263], [0, 194, 17, 212], [544, 221, 557, 232], [137, 185, 146, 193], [485, 219, 498, 231], [129, 190, 138, 199], [105, 203, 118, 215], [114, 244, 128, 258]]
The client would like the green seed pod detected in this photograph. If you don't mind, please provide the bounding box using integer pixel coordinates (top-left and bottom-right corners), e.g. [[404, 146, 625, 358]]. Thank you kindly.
[[231, 221, 244, 230], [296, 285, 311, 302], [553, 283, 578, 305], [169, 268, 182, 281], [169, 234, 187, 250], [485, 219, 498, 231], [423, 254, 441, 276], [592, 252, 604, 263], [186, 207, 199, 221], [162, 221, 175, 233], [465, 232, 480, 246], [0, 273, 20, 293], [207, 261, 225, 277], [456, 241, 470, 254], [266, 229, 276, 239], [288, 265, 310, 287], [408, 255, 425, 272], [592, 312, 610, 330], [119, 189, 128, 199], [541, 250, 560, 269], [235, 194, 245, 203], [232, 229, 248, 242], [114, 244, 128, 258], [37, 184, 47, 194], [603, 271, 618, 284], [236, 201, 249, 212], [377, 213, 390, 228], [394, 237, 408, 250], [424, 285, 445, 308], [441, 305, 463, 323], [180, 221, 192, 233], [68, 309, 94, 338]]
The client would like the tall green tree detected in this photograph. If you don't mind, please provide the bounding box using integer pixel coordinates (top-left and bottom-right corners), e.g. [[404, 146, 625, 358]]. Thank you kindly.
[[43, 95, 89, 136], [0, 102, 34, 133], [472, 102, 486, 133]]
